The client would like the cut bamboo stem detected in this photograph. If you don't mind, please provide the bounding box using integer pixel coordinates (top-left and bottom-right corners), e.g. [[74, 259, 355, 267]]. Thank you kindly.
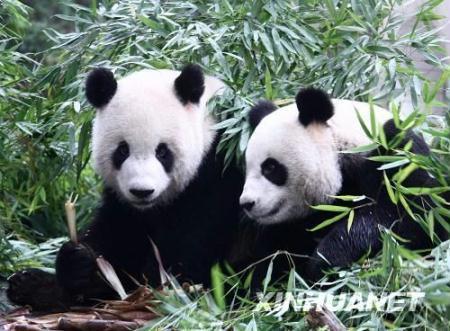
[[65, 193, 78, 244]]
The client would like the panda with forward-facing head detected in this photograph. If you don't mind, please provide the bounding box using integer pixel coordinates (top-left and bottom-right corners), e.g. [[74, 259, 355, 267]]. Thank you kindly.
[[240, 87, 446, 282], [7, 64, 243, 310]]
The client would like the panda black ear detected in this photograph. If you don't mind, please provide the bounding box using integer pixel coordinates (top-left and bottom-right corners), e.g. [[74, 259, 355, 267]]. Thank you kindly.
[[296, 87, 334, 126], [248, 100, 277, 129], [174, 64, 205, 105], [85, 68, 117, 109]]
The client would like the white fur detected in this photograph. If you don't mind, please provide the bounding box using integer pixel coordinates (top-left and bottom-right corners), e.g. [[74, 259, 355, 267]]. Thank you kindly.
[[240, 99, 391, 224], [92, 69, 224, 208]]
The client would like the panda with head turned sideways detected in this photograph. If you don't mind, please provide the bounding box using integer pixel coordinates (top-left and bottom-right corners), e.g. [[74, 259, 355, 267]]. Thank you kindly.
[[7, 64, 243, 310], [240, 87, 447, 283]]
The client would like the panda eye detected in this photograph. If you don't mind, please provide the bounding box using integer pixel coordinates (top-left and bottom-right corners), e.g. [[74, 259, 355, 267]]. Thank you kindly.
[[112, 140, 130, 170], [264, 162, 276, 173], [118, 141, 129, 156], [261, 159, 276, 175], [156, 143, 174, 173], [261, 157, 288, 186], [156, 143, 169, 159]]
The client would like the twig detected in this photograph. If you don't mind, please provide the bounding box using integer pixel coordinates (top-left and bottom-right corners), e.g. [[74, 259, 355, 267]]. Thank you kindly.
[[306, 305, 346, 331], [57, 317, 141, 331]]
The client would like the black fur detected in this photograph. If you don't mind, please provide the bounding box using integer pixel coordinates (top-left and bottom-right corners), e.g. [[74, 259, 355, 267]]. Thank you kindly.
[[7, 268, 73, 311], [296, 87, 334, 126], [248, 100, 277, 129], [261, 157, 288, 186], [155, 143, 174, 173], [112, 141, 130, 170], [86, 68, 117, 108], [174, 64, 205, 104], [7, 135, 244, 310]]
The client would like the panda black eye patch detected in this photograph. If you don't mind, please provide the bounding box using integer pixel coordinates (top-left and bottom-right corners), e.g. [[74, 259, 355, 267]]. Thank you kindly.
[[156, 143, 174, 173], [112, 141, 130, 170], [261, 158, 288, 186]]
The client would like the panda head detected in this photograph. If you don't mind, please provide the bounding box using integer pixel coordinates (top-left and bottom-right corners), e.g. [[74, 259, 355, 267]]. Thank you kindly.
[[240, 88, 343, 224], [86, 64, 224, 209]]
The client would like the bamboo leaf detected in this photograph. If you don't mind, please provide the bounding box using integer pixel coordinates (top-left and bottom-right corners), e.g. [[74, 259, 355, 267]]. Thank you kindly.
[[383, 171, 398, 204], [211, 264, 226, 310], [341, 143, 378, 154], [308, 212, 349, 232], [347, 209, 355, 233], [310, 205, 352, 212]]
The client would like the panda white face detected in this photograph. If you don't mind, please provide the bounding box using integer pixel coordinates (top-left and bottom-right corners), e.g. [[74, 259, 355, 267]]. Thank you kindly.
[[87, 65, 223, 209], [240, 88, 391, 224], [240, 104, 342, 224]]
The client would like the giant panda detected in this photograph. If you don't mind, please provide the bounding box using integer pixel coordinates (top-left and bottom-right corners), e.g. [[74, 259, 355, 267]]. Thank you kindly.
[[7, 64, 243, 310], [239, 87, 447, 283]]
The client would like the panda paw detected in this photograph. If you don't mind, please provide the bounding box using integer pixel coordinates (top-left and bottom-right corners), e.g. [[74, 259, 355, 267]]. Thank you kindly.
[[7, 268, 68, 310], [56, 241, 98, 295]]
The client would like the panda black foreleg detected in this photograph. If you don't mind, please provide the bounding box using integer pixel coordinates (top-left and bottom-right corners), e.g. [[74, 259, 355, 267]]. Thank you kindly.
[[6, 238, 114, 310], [55, 240, 116, 301], [306, 209, 383, 281], [7, 268, 73, 311]]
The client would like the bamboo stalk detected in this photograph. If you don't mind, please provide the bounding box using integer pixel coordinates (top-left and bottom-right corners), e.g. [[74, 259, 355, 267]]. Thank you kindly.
[[64, 193, 78, 244]]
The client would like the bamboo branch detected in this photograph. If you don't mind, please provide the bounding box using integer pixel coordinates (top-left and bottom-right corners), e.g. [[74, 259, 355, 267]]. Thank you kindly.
[[57, 317, 140, 331], [306, 305, 346, 331]]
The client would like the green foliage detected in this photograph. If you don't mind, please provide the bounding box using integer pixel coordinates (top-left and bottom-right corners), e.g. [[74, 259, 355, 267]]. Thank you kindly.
[[144, 239, 450, 330], [0, 237, 64, 277], [1, 0, 100, 240]]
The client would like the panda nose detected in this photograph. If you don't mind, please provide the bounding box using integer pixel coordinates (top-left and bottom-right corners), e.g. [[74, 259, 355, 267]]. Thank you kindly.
[[129, 189, 154, 199], [241, 201, 255, 211]]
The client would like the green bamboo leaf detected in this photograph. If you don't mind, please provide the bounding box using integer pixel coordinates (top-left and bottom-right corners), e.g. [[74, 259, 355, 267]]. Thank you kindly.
[[264, 68, 273, 99], [210, 264, 225, 310], [262, 259, 273, 294], [377, 158, 410, 171], [341, 143, 378, 154], [138, 15, 161, 30], [355, 109, 373, 139], [308, 212, 349, 232], [378, 123, 388, 149], [384, 171, 398, 204], [369, 101, 377, 138], [347, 209, 355, 233], [394, 163, 419, 184], [388, 58, 396, 78], [399, 194, 416, 220], [259, 32, 274, 55], [427, 210, 435, 241], [310, 205, 352, 212], [369, 155, 405, 162], [428, 69, 450, 101], [329, 195, 366, 202], [335, 25, 366, 33], [399, 186, 450, 196], [391, 102, 401, 128], [243, 269, 254, 289]]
